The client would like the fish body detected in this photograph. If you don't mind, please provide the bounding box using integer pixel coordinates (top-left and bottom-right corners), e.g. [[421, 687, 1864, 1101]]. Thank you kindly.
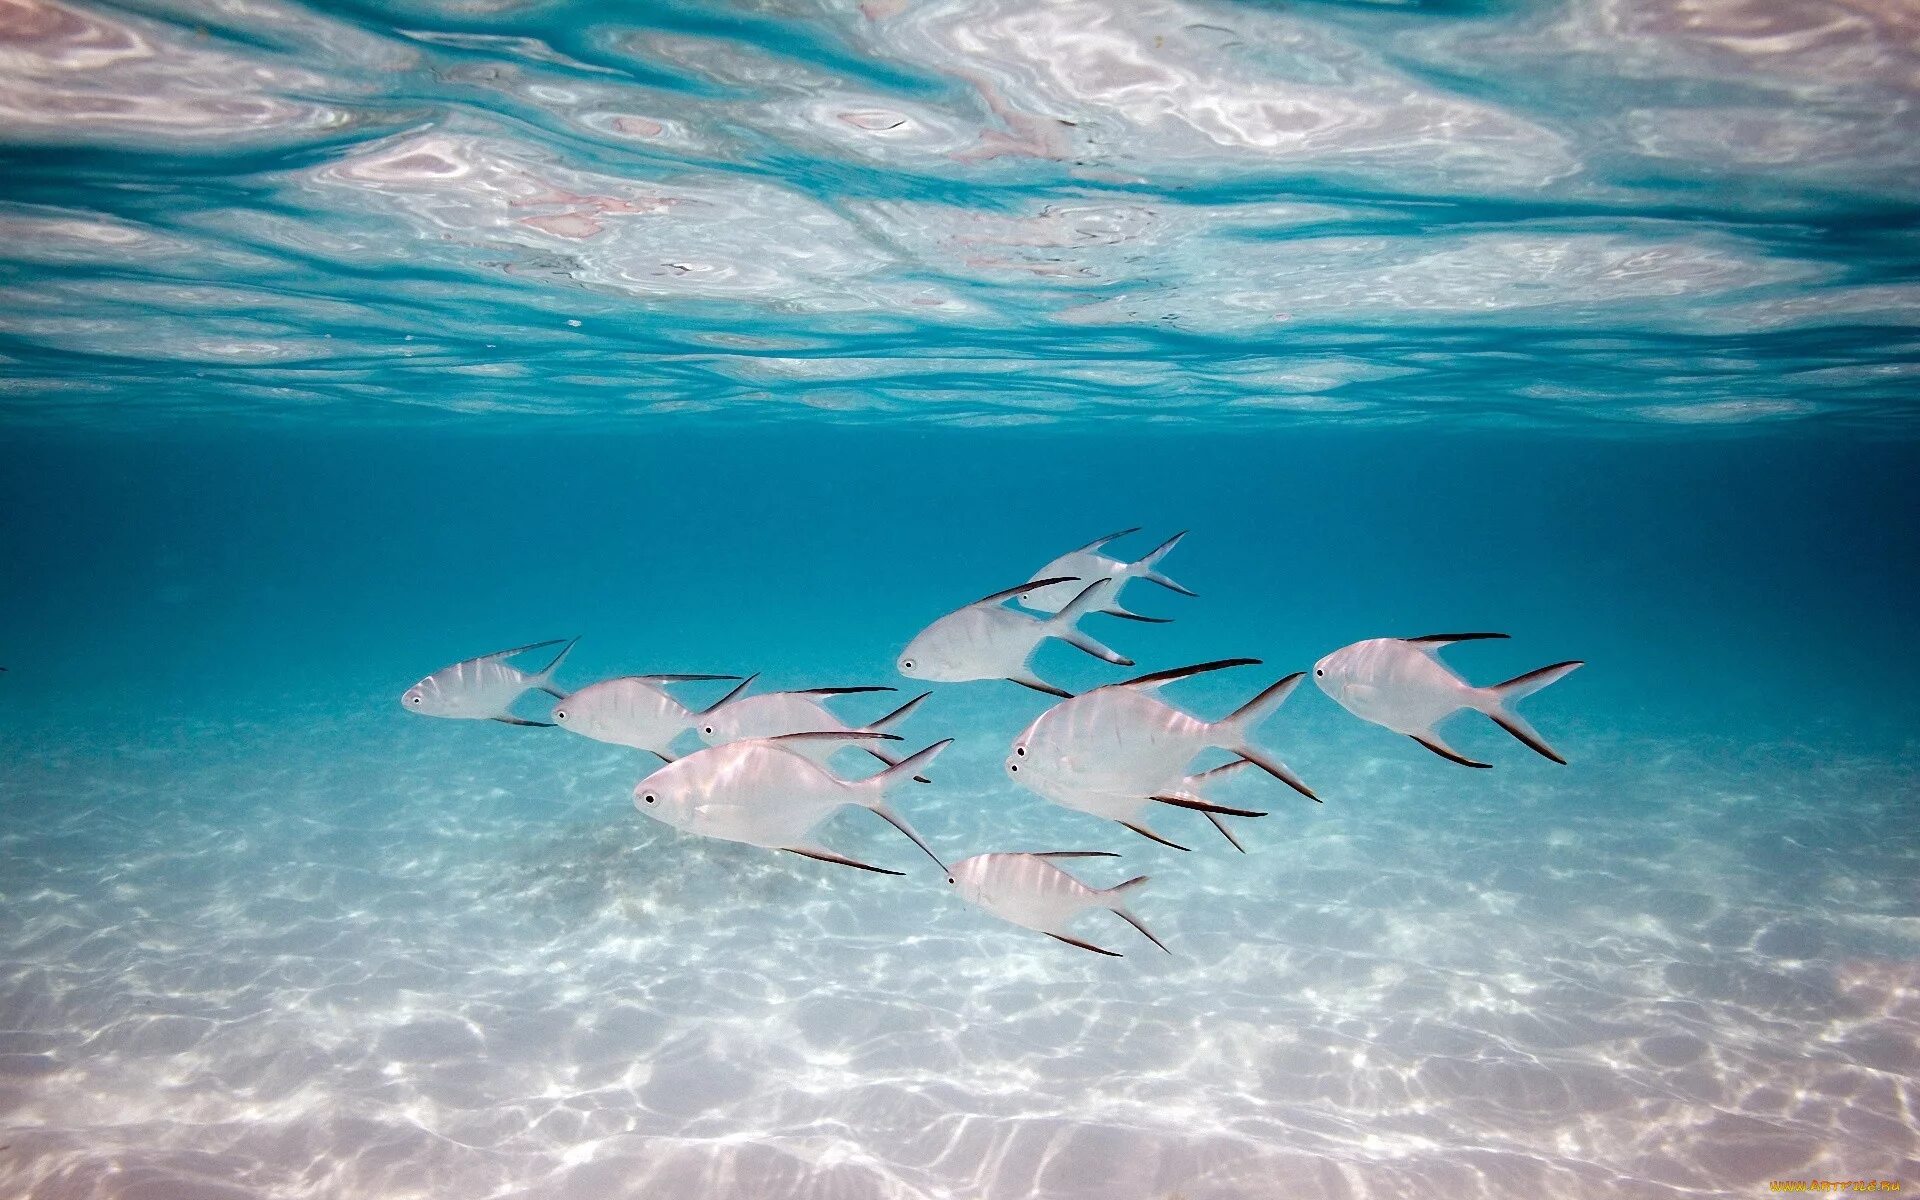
[[946, 852, 1167, 956], [1008, 659, 1318, 803], [1313, 634, 1582, 767], [551, 674, 734, 757], [634, 734, 949, 873], [1018, 529, 1193, 620], [899, 577, 1128, 697], [696, 679, 926, 772], [401, 639, 576, 726]]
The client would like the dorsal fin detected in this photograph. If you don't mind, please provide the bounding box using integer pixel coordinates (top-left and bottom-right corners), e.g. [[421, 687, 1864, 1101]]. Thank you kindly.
[[764, 730, 902, 745], [473, 638, 567, 662], [1405, 632, 1509, 645], [698, 674, 757, 714], [1114, 658, 1261, 689], [1031, 851, 1122, 860], [1071, 527, 1139, 554], [970, 576, 1078, 608]]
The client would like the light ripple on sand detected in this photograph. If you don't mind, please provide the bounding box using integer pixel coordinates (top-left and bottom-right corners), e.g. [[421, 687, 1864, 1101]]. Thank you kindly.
[[0, 708, 1915, 1198]]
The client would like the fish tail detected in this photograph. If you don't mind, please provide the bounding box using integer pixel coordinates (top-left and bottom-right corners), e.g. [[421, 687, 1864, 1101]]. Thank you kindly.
[[535, 637, 579, 696], [1134, 530, 1194, 596], [1101, 876, 1170, 954], [1475, 660, 1584, 765], [858, 738, 952, 872], [1049, 579, 1132, 666], [1216, 674, 1319, 803]]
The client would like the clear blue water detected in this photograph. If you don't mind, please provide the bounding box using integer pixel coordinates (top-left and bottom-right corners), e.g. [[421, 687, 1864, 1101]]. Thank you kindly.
[[3, 1, 1919, 1197]]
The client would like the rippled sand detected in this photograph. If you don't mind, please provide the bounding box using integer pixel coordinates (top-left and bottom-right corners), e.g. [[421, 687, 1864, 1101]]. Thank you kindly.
[[2, 701, 1914, 1199]]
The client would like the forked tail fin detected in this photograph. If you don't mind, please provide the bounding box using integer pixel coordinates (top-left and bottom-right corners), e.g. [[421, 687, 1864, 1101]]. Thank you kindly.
[[1212, 674, 1318, 802], [1134, 531, 1194, 597], [855, 739, 953, 871], [1101, 875, 1170, 954], [1048, 579, 1131, 666], [1475, 660, 1583, 764]]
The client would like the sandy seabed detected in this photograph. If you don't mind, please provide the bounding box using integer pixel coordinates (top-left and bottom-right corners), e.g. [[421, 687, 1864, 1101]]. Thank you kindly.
[[1, 703, 1915, 1200]]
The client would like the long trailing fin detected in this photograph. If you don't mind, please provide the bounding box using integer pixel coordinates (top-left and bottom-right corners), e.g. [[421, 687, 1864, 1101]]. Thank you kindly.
[[1236, 747, 1321, 801], [699, 673, 757, 715], [1102, 604, 1171, 624], [856, 740, 952, 870], [1476, 659, 1583, 764], [1214, 673, 1318, 801], [1032, 851, 1122, 860], [1406, 632, 1509, 645], [1047, 932, 1122, 957], [972, 576, 1078, 608], [1411, 732, 1491, 768], [1133, 531, 1194, 597], [474, 638, 566, 662], [491, 715, 556, 728], [1051, 580, 1132, 666], [867, 691, 930, 731], [1072, 527, 1140, 554], [766, 730, 903, 745], [1008, 674, 1073, 699], [532, 637, 578, 694], [1102, 875, 1169, 954], [783, 847, 904, 876], [1203, 811, 1246, 853], [1120, 820, 1190, 851], [792, 685, 896, 696], [1151, 794, 1268, 818], [1116, 657, 1260, 690]]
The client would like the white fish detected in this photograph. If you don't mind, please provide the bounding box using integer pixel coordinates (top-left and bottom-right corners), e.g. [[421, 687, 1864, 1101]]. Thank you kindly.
[[899, 576, 1129, 698], [634, 733, 950, 875], [695, 676, 931, 779], [1023, 759, 1264, 853], [401, 638, 576, 726], [945, 852, 1167, 958], [1008, 658, 1319, 806], [551, 673, 738, 760], [1313, 633, 1583, 767], [1017, 528, 1193, 622]]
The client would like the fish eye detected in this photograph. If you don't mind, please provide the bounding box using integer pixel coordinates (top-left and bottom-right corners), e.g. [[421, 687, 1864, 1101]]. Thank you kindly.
[[1315, 668, 1324, 677], [902, 659, 914, 670], [555, 709, 568, 720], [946, 876, 955, 885], [702, 726, 714, 735], [642, 793, 656, 805], [408, 695, 422, 705], [1009, 763, 1019, 773], [1015, 746, 1025, 757]]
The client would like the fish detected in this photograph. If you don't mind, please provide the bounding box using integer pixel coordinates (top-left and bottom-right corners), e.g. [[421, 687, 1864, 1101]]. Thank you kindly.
[[1017, 528, 1193, 622], [633, 733, 951, 875], [551, 673, 739, 760], [1020, 759, 1265, 853], [1313, 633, 1583, 767], [695, 676, 932, 779], [401, 638, 577, 726], [1008, 658, 1319, 805], [945, 852, 1168, 957], [899, 576, 1129, 698]]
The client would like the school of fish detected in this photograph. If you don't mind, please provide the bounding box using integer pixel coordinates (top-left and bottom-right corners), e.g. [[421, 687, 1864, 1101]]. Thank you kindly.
[[401, 528, 1583, 959]]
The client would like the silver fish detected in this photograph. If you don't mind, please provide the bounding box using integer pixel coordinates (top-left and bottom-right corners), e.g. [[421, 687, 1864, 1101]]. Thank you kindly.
[[945, 852, 1168, 957], [1017, 528, 1192, 622], [899, 576, 1128, 698], [551, 673, 738, 760], [1021, 759, 1264, 853], [1313, 633, 1583, 767], [401, 638, 576, 726], [1008, 658, 1319, 804], [695, 676, 931, 778], [634, 733, 950, 874]]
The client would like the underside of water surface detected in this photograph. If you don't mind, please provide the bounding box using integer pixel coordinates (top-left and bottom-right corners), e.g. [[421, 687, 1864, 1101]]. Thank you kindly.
[[2, 0, 1919, 1198]]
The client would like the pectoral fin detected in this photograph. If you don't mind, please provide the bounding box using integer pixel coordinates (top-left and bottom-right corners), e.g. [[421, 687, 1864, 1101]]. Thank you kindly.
[[782, 846, 905, 876], [1410, 731, 1491, 768], [1046, 932, 1122, 957]]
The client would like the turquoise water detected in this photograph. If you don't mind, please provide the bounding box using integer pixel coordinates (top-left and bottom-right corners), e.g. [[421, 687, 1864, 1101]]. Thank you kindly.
[[3, 1, 1920, 1198]]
